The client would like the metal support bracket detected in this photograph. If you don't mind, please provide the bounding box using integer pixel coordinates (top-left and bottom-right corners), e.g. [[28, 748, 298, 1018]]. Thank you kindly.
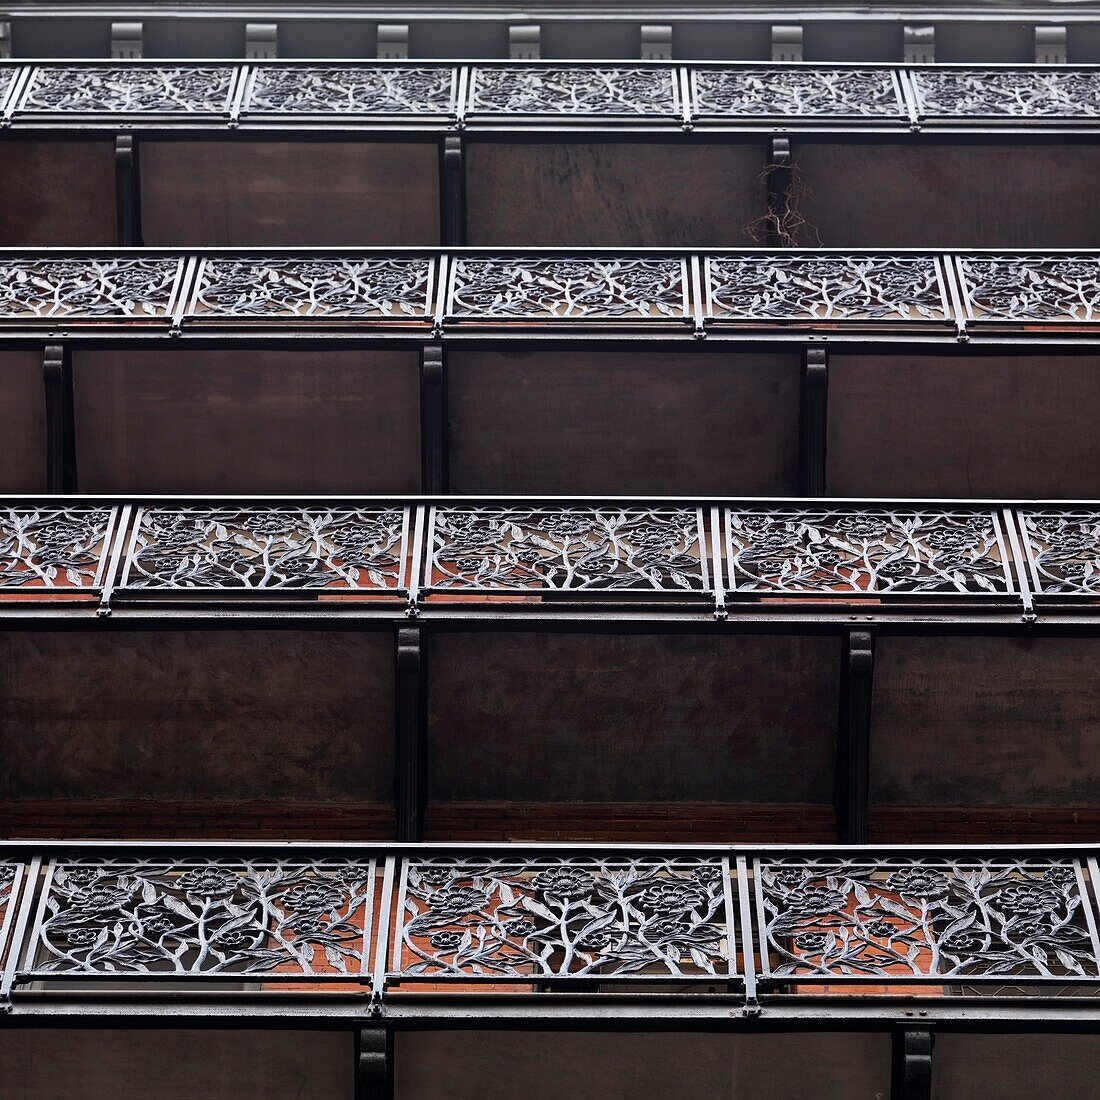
[[772, 25, 803, 63], [441, 135, 466, 247], [395, 625, 427, 843], [837, 629, 873, 845], [799, 346, 828, 496], [420, 344, 448, 495], [766, 136, 793, 249], [115, 135, 143, 247], [42, 344, 77, 494], [640, 25, 673, 61], [245, 23, 278, 60], [356, 1027, 390, 1100], [110, 21, 143, 59], [510, 24, 541, 60], [1036, 26, 1068, 65], [892, 1027, 933, 1100], [903, 26, 935, 65], [377, 24, 409, 60]]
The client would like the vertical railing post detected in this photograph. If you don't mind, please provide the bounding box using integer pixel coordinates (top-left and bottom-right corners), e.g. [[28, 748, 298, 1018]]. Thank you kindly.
[[836, 629, 874, 844], [441, 135, 466, 246], [420, 344, 449, 494], [891, 1027, 933, 1100], [355, 1026, 392, 1100], [115, 135, 143, 246], [765, 136, 792, 248], [395, 625, 427, 842], [798, 346, 828, 496], [42, 344, 77, 492]]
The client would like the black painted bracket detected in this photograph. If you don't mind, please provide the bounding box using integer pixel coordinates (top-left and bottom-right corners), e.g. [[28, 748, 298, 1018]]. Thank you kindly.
[[441, 134, 466, 246], [395, 625, 426, 842], [836, 629, 874, 844], [892, 1027, 933, 1100], [765, 136, 792, 248], [115, 135, 143, 246], [356, 1027, 391, 1100], [42, 344, 77, 492], [420, 344, 448, 494], [799, 346, 828, 496]]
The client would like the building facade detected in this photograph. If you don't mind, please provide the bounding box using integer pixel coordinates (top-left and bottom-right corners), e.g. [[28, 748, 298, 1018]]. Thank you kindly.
[[1, 1, 1100, 1096]]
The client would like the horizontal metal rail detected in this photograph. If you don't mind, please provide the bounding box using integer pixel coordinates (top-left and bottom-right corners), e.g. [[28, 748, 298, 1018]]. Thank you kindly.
[[0, 249, 1096, 339], [2, 841, 1100, 1009], [1, 496, 1098, 619], [0, 61, 1098, 132]]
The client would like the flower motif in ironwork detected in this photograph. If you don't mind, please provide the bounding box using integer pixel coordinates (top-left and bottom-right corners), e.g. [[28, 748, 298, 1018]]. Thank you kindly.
[[429, 507, 706, 593], [400, 858, 732, 979], [725, 509, 1008, 596], [760, 859, 1100, 980], [693, 68, 903, 117], [245, 66, 455, 115], [468, 66, 678, 116]]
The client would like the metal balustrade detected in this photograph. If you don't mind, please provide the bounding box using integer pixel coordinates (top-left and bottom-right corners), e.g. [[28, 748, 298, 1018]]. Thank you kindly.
[[2, 498, 1099, 617], [0, 250, 1098, 337], [2, 843, 1100, 1007], [0, 61, 1098, 130]]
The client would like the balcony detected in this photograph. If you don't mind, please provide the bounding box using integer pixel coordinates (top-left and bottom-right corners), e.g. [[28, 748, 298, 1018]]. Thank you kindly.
[[2, 65, 1100, 249], [1, 498, 1099, 845]]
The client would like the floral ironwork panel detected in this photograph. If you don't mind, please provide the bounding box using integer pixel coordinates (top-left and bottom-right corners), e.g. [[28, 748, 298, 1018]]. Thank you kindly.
[[0, 507, 114, 591], [758, 858, 1100, 981], [187, 256, 434, 320], [121, 507, 408, 592], [26, 858, 376, 977], [0, 861, 21, 965], [448, 256, 688, 321], [724, 509, 1012, 596], [1019, 511, 1100, 596], [427, 507, 707, 594], [18, 65, 237, 114], [395, 856, 734, 979], [910, 69, 1100, 118], [243, 65, 456, 116], [957, 256, 1100, 323], [706, 255, 949, 323], [692, 68, 905, 118], [467, 65, 680, 117], [0, 257, 182, 320]]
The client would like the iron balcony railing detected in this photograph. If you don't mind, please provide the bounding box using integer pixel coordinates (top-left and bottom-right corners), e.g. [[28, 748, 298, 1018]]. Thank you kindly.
[[2, 496, 1098, 618], [0, 61, 1098, 131], [0, 249, 1097, 337], [2, 842, 1100, 1005]]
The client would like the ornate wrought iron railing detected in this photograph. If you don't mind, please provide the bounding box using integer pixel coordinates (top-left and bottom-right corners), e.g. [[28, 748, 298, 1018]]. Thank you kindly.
[[3, 843, 1100, 1002], [2, 498, 1098, 616], [0, 249, 1097, 335], [0, 61, 1098, 129]]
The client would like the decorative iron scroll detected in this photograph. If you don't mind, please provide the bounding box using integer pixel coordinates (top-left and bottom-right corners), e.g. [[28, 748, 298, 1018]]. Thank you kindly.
[[910, 69, 1100, 118], [957, 256, 1100, 323], [758, 858, 1100, 981], [707, 255, 949, 323], [1019, 511, 1100, 596], [121, 507, 408, 592], [427, 507, 708, 594], [0, 257, 181, 320], [0, 862, 19, 959], [187, 257, 434, 321], [448, 256, 688, 321], [243, 65, 455, 116], [395, 856, 734, 979], [692, 68, 905, 118], [724, 509, 1012, 596], [467, 65, 680, 116], [0, 507, 114, 591], [26, 858, 375, 977], [18, 66, 237, 114]]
